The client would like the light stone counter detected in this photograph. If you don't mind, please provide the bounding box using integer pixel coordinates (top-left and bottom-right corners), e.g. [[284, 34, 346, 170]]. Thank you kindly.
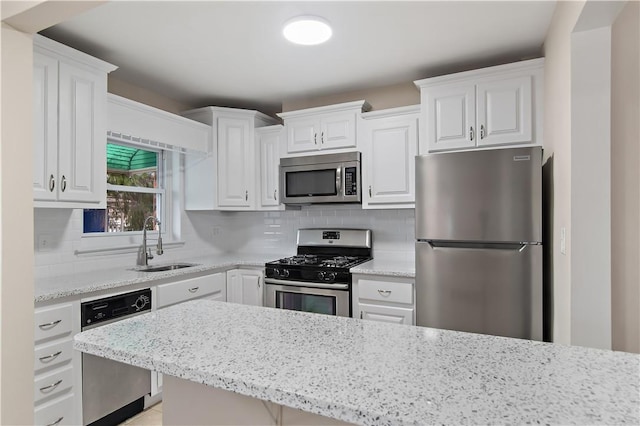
[[35, 253, 289, 302], [351, 259, 415, 278], [74, 299, 640, 426]]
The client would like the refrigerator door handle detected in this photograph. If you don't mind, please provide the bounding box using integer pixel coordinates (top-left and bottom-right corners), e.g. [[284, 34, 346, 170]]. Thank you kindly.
[[420, 241, 538, 251]]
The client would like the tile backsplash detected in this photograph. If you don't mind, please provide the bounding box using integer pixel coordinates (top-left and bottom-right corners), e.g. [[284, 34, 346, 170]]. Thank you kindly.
[[34, 205, 414, 278]]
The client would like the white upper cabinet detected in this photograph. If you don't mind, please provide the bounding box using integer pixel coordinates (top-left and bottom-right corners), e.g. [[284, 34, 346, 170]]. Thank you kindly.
[[278, 100, 370, 155], [415, 58, 543, 153], [182, 107, 277, 211], [360, 106, 419, 209], [256, 125, 285, 209], [33, 35, 117, 208]]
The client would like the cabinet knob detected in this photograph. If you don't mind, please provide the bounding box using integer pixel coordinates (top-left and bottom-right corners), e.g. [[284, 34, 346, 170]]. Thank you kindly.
[[61, 175, 67, 192], [470, 126, 474, 142], [49, 174, 55, 192]]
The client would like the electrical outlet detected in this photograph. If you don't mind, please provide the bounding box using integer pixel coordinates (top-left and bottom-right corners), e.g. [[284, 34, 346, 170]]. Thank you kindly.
[[560, 227, 566, 255], [38, 234, 53, 252], [211, 226, 221, 237]]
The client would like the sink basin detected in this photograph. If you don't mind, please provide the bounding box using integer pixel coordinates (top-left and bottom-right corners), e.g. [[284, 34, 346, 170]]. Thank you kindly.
[[137, 263, 197, 272]]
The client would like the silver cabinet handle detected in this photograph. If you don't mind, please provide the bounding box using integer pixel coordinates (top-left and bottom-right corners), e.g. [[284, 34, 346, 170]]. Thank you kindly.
[[188, 287, 199, 293], [60, 175, 67, 192], [314, 133, 317, 145], [46, 417, 64, 426], [480, 124, 485, 139], [470, 126, 474, 141], [245, 190, 248, 201], [49, 174, 55, 192], [321, 131, 324, 144], [39, 379, 63, 392], [360, 311, 363, 319], [257, 278, 261, 288], [39, 351, 62, 362], [377, 289, 392, 296], [369, 185, 372, 197], [38, 319, 62, 329], [274, 189, 277, 201]]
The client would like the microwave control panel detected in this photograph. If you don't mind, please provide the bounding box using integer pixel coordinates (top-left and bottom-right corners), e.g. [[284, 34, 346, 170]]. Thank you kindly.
[[344, 167, 358, 196]]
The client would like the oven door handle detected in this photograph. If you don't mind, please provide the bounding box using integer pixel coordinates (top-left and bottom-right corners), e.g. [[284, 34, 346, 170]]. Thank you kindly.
[[265, 278, 349, 290]]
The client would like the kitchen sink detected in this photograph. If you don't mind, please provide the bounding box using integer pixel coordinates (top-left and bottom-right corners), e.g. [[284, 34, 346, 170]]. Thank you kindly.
[[137, 263, 197, 272]]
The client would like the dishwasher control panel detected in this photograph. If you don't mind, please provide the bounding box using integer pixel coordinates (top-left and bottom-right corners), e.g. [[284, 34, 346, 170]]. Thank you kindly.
[[81, 288, 152, 328]]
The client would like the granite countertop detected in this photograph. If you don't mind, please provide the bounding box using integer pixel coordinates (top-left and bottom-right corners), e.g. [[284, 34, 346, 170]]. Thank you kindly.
[[351, 259, 415, 278], [35, 253, 287, 303], [74, 300, 639, 426]]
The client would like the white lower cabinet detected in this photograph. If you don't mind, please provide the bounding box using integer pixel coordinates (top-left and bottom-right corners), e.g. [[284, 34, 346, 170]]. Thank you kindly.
[[226, 269, 264, 306], [353, 275, 415, 325], [33, 301, 80, 426], [153, 272, 227, 396]]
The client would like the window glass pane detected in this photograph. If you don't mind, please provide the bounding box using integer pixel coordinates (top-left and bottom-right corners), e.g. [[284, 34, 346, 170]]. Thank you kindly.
[[106, 191, 160, 232]]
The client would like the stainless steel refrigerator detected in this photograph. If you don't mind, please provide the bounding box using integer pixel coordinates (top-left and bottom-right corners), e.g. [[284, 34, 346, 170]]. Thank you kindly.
[[415, 146, 542, 340]]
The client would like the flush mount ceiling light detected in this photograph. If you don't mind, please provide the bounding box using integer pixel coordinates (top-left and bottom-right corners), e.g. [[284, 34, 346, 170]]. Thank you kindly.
[[283, 16, 332, 46]]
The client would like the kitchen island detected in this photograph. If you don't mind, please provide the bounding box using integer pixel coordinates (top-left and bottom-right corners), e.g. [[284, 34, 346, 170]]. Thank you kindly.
[[74, 300, 639, 425]]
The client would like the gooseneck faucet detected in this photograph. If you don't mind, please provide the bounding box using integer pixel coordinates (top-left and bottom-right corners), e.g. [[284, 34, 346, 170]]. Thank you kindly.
[[137, 216, 163, 266]]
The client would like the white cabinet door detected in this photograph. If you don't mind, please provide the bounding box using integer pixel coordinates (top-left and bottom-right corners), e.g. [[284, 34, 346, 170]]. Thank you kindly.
[[217, 116, 254, 208], [33, 52, 59, 202], [257, 127, 283, 209], [425, 84, 476, 152], [363, 114, 418, 208], [358, 303, 414, 325], [226, 269, 264, 306], [319, 111, 357, 150], [286, 117, 319, 153], [57, 62, 107, 204], [476, 75, 532, 147]]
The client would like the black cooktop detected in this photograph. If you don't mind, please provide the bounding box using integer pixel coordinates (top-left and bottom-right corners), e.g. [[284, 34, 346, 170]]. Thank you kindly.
[[267, 254, 370, 270]]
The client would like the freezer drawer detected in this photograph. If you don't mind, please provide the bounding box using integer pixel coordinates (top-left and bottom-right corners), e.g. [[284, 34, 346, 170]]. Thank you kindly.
[[415, 147, 542, 242], [415, 241, 542, 340]]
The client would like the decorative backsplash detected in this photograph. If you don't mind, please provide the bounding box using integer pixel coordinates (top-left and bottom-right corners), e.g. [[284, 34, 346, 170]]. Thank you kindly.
[[34, 206, 414, 278]]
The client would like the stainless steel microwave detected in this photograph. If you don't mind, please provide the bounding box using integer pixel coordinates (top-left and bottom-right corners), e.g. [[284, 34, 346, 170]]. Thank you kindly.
[[280, 152, 361, 204]]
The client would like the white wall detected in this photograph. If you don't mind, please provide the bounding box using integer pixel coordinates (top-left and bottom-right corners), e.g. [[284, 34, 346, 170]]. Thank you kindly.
[[0, 22, 35, 425], [542, 0, 586, 345], [611, 0, 640, 354], [34, 206, 414, 278]]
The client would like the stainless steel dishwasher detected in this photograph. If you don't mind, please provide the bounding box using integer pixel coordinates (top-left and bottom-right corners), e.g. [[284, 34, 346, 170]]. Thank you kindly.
[[81, 288, 152, 426]]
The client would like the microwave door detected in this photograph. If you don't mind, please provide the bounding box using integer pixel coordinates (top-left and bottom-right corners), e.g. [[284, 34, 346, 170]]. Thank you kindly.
[[281, 164, 340, 203]]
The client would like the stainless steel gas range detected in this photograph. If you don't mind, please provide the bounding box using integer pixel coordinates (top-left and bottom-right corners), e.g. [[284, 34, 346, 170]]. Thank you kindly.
[[265, 228, 372, 317]]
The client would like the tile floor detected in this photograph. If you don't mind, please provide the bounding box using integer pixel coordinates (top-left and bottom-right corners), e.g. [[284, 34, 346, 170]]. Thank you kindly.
[[120, 402, 163, 425]]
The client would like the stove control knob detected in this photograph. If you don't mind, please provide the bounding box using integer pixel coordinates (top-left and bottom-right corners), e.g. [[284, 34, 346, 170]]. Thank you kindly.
[[325, 272, 337, 282], [317, 271, 325, 281], [281, 269, 290, 278]]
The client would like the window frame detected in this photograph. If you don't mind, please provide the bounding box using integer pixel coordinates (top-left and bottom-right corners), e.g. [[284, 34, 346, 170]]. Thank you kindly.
[[81, 139, 173, 240]]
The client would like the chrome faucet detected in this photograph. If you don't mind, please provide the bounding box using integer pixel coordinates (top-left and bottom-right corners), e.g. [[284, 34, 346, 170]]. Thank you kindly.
[[137, 216, 163, 266]]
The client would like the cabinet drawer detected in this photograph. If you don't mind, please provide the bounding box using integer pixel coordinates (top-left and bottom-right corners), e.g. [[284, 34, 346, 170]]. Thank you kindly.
[[34, 304, 73, 343], [34, 365, 73, 404], [359, 303, 414, 325], [157, 273, 226, 308], [34, 393, 75, 426], [358, 279, 413, 304], [34, 340, 72, 373]]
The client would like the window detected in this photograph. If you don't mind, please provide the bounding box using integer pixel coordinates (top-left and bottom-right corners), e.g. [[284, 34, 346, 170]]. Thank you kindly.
[[83, 142, 165, 233]]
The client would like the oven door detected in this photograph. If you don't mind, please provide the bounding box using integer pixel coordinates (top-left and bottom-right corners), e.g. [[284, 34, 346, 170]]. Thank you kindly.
[[265, 279, 351, 317]]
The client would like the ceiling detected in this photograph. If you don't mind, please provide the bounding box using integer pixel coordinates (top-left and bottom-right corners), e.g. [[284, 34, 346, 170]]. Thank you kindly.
[[40, 1, 557, 115]]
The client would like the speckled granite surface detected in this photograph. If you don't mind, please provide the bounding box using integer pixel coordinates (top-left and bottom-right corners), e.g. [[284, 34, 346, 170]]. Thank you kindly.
[[351, 259, 415, 278], [74, 300, 640, 426], [35, 254, 286, 302]]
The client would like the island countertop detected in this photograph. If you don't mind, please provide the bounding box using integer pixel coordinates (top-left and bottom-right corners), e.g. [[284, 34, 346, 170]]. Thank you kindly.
[[74, 300, 640, 426]]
